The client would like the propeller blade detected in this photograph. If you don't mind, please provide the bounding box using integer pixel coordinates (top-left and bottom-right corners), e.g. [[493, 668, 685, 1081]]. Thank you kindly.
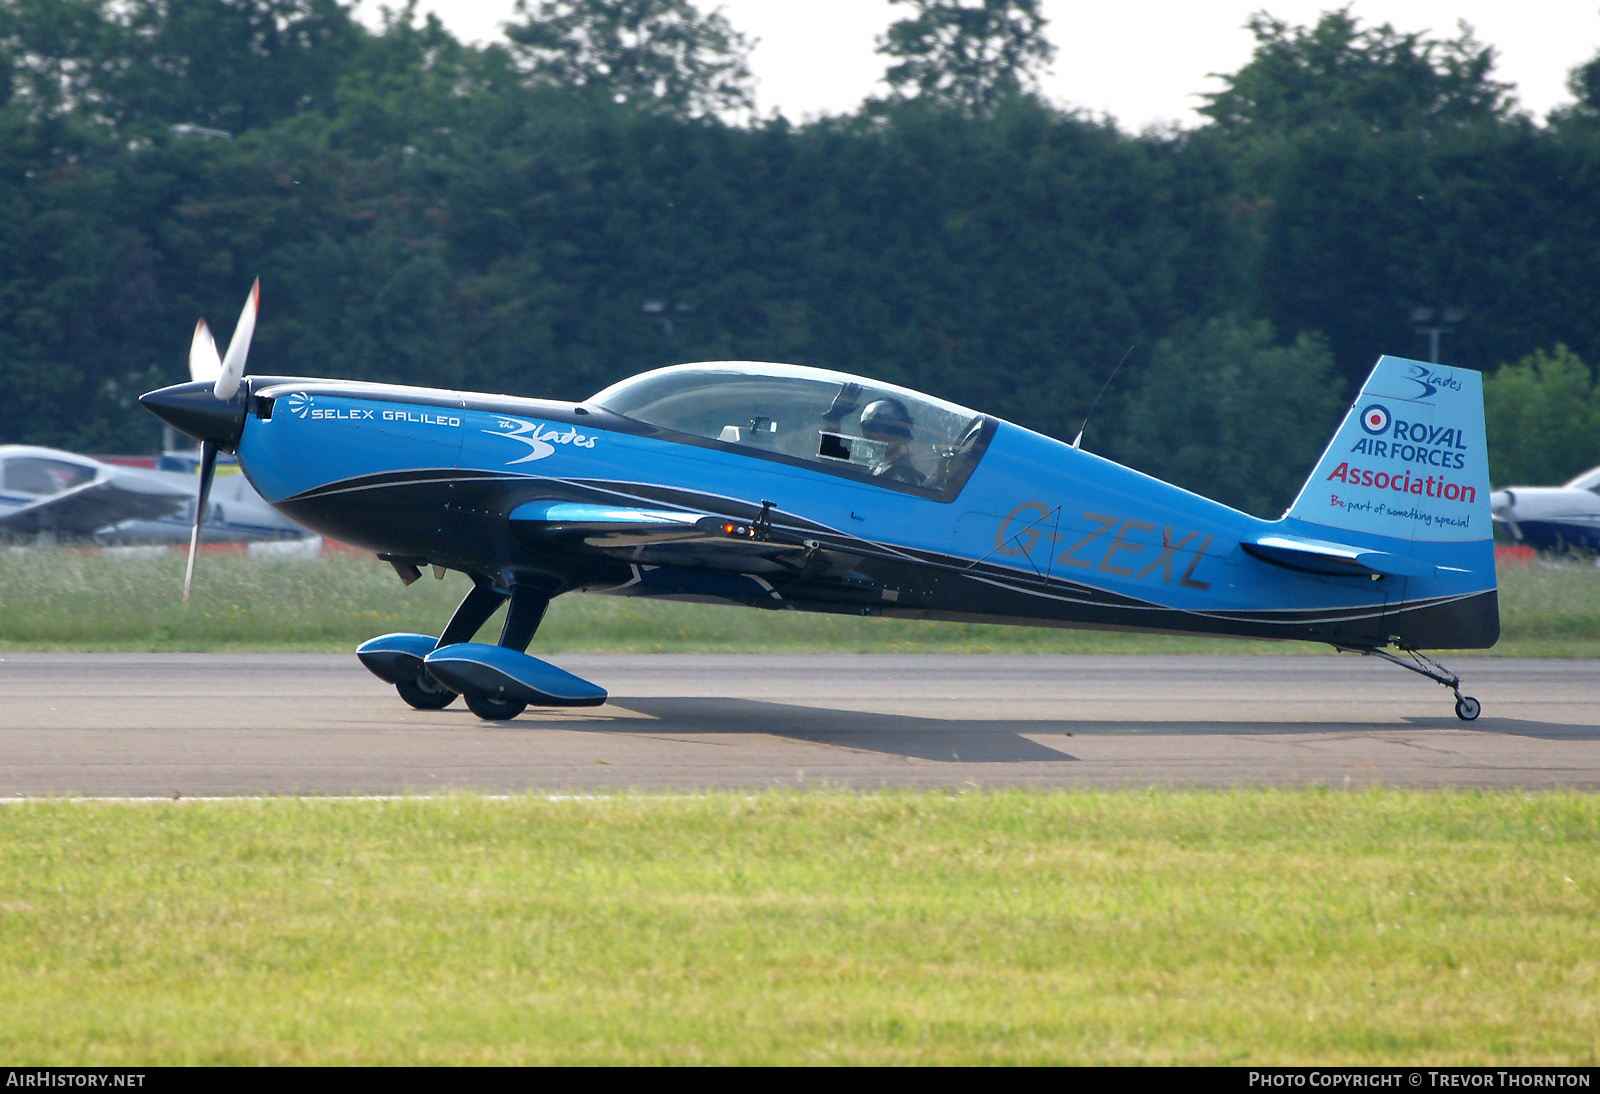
[[182, 440, 219, 606], [213, 278, 260, 400], [188, 319, 221, 384]]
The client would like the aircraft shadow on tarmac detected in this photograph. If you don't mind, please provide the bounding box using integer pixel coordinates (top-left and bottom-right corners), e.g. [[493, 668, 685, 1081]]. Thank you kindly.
[[1397, 716, 1600, 740], [574, 699, 1600, 764], [600, 698, 1079, 763]]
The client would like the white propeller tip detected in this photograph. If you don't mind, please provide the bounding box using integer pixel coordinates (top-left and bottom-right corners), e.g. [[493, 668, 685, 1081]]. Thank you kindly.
[[189, 319, 221, 384], [213, 278, 260, 400]]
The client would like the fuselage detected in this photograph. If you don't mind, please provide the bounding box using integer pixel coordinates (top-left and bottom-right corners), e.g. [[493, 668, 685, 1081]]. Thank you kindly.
[[203, 367, 1497, 650], [1491, 468, 1600, 553]]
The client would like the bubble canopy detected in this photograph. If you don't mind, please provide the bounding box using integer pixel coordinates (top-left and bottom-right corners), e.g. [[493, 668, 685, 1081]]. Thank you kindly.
[[590, 362, 993, 499]]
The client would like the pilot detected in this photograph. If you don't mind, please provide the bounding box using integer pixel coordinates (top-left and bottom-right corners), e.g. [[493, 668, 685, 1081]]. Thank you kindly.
[[859, 398, 926, 487]]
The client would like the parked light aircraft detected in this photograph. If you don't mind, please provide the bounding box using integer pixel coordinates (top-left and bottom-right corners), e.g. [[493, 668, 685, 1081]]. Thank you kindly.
[[142, 283, 1499, 721], [1491, 466, 1600, 553], [0, 443, 307, 544]]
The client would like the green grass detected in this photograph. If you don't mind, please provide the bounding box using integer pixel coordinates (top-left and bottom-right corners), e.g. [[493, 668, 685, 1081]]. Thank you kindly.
[[1, 547, 1597, 655], [1, 790, 1596, 1064]]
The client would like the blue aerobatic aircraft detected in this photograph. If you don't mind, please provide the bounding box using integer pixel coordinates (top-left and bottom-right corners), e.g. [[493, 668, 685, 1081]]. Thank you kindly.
[[142, 283, 1499, 721]]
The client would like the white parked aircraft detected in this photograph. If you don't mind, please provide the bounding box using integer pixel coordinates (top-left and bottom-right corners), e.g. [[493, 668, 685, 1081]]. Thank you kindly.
[[1, 280, 307, 545], [1491, 465, 1600, 553], [0, 443, 308, 544]]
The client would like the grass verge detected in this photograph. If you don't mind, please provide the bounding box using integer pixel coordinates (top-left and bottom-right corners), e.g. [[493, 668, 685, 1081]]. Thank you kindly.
[[1, 548, 1597, 655], [1, 790, 1596, 1065]]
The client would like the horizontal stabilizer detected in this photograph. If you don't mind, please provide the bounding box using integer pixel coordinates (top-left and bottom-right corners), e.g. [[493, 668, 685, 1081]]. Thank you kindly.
[[1242, 533, 1441, 578]]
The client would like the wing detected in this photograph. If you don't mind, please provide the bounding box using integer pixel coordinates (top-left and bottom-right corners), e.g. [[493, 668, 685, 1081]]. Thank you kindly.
[[1243, 532, 1442, 579], [509, 500, 813, 573], [0, 477, 186, 536]]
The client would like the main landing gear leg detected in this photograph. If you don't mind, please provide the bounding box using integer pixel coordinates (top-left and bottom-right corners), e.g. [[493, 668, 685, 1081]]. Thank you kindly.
[[497, 588, 550, 654], [1344, 646, 1481, 721], [461, 587, 551, 722], [369, 573, 598, 720], [391, 580, 507, 711], [438, 581, 509, 648]]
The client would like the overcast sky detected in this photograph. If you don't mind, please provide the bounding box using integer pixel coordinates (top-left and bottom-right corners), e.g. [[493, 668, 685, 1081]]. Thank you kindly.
[[366, 1, 1600, 129]]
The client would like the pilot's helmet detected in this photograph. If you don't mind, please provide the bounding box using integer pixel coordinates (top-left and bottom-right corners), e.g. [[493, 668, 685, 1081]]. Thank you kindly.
[[859, 399, 914, 444]]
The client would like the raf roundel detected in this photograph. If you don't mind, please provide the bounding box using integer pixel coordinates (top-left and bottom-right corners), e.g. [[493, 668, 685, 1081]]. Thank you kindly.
[[1360, 404, 1391, 435]]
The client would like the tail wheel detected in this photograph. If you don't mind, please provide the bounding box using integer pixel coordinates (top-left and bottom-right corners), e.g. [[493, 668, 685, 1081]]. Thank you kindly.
[[465, 691, 528, 721], [396, 670, 456, 710], [1455, 695, 1481, 721]]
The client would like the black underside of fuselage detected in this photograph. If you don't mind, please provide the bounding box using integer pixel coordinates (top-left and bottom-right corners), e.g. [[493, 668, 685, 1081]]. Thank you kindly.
[[274, 469, 636, 595], [275, 469, 1500, 651]]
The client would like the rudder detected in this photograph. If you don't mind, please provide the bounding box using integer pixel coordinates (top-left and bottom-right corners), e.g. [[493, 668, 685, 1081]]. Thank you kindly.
[[1282, 354, 1497, 649], [1285, 355, 1492, 548]]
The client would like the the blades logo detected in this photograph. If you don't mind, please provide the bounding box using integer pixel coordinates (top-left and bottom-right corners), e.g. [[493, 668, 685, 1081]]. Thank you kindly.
[[1406, 364, 1462, 399], [1407, 365, 1439, 399], [1360, 404, 1390, 435], [485, 418, 597, 464], [286, 393, 313, 419]]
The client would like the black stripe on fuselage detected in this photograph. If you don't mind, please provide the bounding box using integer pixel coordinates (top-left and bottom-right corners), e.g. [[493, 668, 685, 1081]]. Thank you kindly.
[[273, 467, 1497, 648]]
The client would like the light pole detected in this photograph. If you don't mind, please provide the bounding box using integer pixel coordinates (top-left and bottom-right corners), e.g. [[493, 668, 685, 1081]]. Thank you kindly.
[[1410, 306, 1466, 364]]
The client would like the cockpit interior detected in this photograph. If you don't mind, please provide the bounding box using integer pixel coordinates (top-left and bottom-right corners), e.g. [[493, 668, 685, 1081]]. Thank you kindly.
[[592, 362, 992, 497]]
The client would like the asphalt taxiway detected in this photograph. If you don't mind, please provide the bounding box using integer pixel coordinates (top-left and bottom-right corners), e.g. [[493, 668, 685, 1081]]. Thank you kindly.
[[2, 654, 1597, 796]]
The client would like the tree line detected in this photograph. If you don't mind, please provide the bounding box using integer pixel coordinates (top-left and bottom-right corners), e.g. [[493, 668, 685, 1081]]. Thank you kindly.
[[2, 0, 1598, 514]]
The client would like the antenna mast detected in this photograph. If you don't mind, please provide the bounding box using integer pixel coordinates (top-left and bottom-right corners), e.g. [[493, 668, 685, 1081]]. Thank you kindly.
[[1072, 346, 1133, 449]]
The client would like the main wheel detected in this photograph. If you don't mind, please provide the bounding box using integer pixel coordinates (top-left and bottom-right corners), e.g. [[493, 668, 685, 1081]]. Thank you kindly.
[[1454, 695, 1481, 721], [396, 670, 456, 710], [465, 691, 528, 721]]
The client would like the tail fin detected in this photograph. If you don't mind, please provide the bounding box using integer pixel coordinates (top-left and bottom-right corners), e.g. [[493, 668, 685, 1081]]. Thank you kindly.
[[1285, 355, 1491, 548]]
